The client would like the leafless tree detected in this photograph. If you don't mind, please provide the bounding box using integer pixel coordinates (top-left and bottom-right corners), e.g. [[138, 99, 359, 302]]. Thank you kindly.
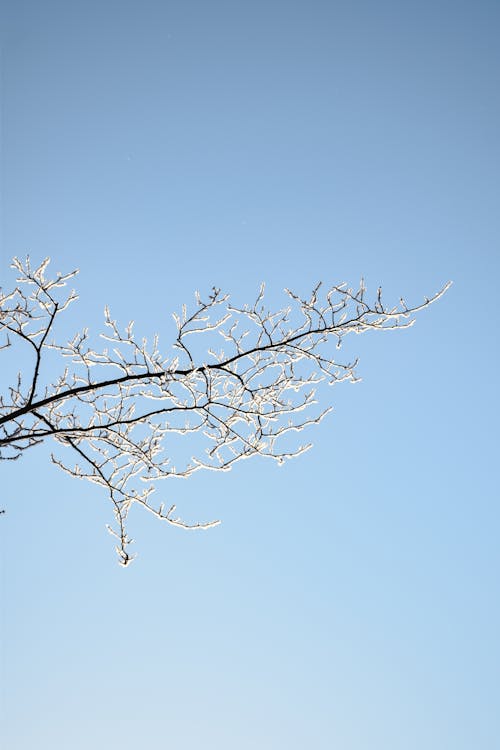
[[0, 257, 450, 564]]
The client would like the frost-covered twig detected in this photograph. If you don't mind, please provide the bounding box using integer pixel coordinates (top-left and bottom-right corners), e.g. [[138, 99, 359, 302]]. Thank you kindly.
[[0, 257, 451, 564]]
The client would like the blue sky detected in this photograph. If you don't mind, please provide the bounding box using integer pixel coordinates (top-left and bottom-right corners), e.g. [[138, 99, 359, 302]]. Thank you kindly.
[[1, 1, 499, 748]]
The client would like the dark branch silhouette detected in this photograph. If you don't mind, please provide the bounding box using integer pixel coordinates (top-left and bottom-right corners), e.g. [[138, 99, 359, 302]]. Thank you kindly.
[[0, 257, 451, 564]]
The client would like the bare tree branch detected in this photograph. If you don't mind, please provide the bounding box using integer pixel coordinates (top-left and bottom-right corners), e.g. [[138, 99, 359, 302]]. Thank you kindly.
[[0, 256, 451, 564]]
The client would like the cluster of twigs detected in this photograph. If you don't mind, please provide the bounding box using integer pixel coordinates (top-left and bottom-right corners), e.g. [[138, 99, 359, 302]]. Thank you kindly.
[[0, 257, 450, 564]]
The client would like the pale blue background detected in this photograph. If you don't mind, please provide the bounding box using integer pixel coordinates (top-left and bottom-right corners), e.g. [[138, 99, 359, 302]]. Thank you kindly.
[[1, 2, 499, 748]]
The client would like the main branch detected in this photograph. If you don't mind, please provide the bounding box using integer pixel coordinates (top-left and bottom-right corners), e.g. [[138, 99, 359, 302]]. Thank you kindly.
[[0, 257, 450, 564]]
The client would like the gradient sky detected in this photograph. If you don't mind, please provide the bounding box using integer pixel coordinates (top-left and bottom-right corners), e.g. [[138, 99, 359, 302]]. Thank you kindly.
[[1, 2, 499, 748]]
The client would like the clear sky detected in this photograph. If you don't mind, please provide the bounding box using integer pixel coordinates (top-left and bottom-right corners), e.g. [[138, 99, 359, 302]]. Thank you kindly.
[[1, 1, 499, 748]]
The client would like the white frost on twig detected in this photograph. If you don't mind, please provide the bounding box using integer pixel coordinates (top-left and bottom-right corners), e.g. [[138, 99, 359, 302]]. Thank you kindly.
[[0, 256, 451, 564]]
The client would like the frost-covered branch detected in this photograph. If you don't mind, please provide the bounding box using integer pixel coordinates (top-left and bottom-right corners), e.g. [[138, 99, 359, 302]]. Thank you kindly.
[[0, 257, 451, 564]]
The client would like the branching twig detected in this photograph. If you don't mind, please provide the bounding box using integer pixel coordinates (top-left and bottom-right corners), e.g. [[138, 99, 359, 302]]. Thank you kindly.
[[0, 256, 451, 563]]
